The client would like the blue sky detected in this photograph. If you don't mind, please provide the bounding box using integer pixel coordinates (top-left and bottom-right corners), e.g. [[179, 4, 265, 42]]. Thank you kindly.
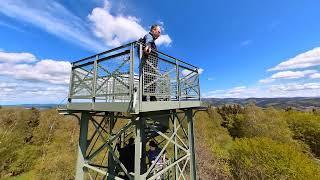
[[0, 0, 320, 104]]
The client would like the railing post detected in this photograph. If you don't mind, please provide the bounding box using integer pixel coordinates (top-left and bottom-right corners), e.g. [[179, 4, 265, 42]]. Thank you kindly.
[[175, 59, 180, 101], [196, 68, 201, 101], [138, 43, 143, 111], [68, 64, 74, 103], [130, 43, 134, 106], [92, 55, 98, 102]]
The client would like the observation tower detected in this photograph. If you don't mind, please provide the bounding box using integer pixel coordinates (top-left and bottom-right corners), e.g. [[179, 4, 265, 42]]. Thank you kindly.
[[59, 41, 201, 180]]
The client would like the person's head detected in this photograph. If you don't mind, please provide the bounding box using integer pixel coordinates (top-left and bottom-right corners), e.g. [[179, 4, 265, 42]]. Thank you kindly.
[[149, 140, 158, 151], [128, 137, 134, 145], [150, 24, 161, 39]]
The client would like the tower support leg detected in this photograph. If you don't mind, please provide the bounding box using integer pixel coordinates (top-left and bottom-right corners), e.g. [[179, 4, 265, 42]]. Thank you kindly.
[[76, 112, 90, 180], [187, 109, 197, 180], [134, 117, 143, 179]]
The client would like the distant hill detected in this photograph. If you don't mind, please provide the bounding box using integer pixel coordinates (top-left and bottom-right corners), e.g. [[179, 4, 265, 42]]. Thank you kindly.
[[2, 104, 58, 109], [203, 97, 320, 110]]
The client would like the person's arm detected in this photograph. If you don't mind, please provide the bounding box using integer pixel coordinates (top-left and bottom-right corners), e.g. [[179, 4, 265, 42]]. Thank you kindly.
[[143, 34, 153, 54]]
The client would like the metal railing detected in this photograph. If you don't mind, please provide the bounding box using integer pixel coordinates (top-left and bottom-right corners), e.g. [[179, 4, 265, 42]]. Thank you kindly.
[[67, 41, 200, 104]]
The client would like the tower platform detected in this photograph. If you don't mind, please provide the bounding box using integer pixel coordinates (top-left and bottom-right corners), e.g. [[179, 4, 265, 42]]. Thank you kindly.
[[66, 41, 201, 113]]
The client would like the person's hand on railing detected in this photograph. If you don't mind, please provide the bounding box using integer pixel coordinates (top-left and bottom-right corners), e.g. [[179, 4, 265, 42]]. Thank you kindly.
[[144, 46, 152, 56]]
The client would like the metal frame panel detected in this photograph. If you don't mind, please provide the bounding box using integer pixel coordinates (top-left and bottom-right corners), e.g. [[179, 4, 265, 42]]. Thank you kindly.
[[70, 109, 197, 180], [67, 41, 201, 113]]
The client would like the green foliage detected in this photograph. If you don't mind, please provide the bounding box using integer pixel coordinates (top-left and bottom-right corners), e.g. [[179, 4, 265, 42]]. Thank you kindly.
[[230, 137, 320, 180], [239, 105, 293, 142], [0, 108, 78, 179], [217, 104, 244, 137], [284, 111, 320, 157], [0, 108, 34, 176], [195, 108, 233, 178], [1, 105, 320, 179], [217, 104, 293, 142], [8, 145, 41, 176]]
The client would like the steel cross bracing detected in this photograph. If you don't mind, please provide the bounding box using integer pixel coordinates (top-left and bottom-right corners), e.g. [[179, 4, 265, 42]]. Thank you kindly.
[[74, 109, 196, 180]]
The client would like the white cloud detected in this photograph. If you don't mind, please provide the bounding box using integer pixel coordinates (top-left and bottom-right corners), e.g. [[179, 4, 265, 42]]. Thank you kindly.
[[268, 47, 320, 71], [259, 70, 317, 84], [269, 83, 320, 92], [207, 47, 320, 98], [270, 70, 317, 79], [0, 0, 105, 51], [259, 78, 275, 84], [0, 50, 71, 85], [204, 82, 320, 98], [88, 0, 172, 47], [0, 79, 68, 104], [310, 73, 320, 79], [228, 86, 247, 94], [204, 86, 259, 98], [240, 40, 252, 47], [0, 51, 37, 63], [0, 0, 172, 51], [0, 49, 70, 104], [155, 34, 172, 46]]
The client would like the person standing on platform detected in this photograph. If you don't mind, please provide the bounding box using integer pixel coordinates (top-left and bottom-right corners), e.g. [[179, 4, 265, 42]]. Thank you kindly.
[[141, 24, 161, 101]]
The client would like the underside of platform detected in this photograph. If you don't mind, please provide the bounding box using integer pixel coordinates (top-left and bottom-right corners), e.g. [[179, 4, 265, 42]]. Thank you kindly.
[[66, 101, 201, 113]]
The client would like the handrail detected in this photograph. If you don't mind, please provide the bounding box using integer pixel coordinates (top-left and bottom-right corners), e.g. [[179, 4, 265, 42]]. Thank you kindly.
[[72, 41, 199, 70], [134, 41, 199, 69], [72, 42, 133, 65]]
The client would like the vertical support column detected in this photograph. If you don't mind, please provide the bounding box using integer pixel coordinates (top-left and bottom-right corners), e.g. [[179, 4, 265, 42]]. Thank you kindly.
[[130, 43, 136, 112], [129, 44, 134, 98], [68, 64, 74, 103], [196, 68, 201, 101], [134, 117, 142, 179], [134, 116, 147, 179], [92, 55, 98, 103], [76, 112, 90, 180], [175, 59, 180, 102], [173, 111, 179, 179], [138, 43, 143, 111], [107, 113, 116, 179], [141, 117, 147, 175], [187, 109, 197, 180]]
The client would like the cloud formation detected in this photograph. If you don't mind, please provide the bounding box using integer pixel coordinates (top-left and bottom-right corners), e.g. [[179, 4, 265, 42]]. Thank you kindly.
[[0, 79, 68, 104], [260, 70, 318, 83], [0, 0, 172, 51], [0, 50, 71, 85], [0, 49, 70, 104], [88, 0, 172, 47], [204, 82, 320, 98], [207, 47, 320, 98], [310, 73, 320, 79], [0, 0, 106, 51], [268, 47, 320, 71], [240, 40, 252, 47], [0, 51, 37, 63]]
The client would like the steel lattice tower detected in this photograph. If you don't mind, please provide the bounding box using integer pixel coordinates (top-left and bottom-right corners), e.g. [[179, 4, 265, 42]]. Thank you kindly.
[[59, 42, 201, 180]]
